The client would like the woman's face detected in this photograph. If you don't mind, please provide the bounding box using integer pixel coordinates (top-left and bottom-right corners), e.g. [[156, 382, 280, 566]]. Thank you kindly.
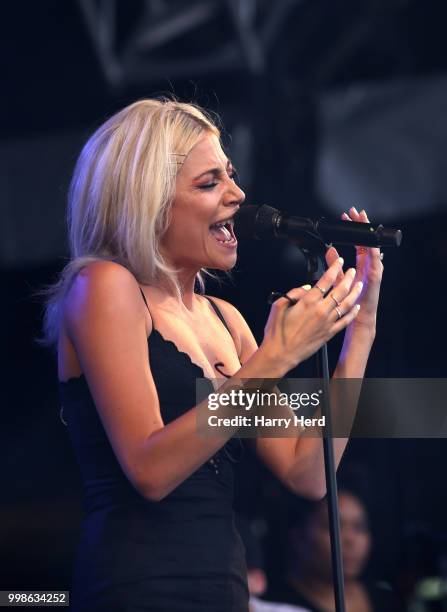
[[298, 492, 371, 581], [161, 132, 245, 272], [338, 492, 371, 578]]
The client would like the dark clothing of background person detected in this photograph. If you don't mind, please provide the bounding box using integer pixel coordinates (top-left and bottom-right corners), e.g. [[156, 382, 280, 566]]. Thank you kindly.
[[267, 578, 403, 612]]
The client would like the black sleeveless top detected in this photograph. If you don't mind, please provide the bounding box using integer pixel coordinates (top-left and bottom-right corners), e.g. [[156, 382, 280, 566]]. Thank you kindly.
[[59, 293, 249, 611]]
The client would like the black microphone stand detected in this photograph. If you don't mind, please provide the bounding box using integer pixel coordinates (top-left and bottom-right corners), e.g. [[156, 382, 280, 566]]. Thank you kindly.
[[304, 245, 346, 612]]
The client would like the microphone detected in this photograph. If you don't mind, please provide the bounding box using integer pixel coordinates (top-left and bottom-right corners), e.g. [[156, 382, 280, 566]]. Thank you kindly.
[[234, 205, 402, 249]]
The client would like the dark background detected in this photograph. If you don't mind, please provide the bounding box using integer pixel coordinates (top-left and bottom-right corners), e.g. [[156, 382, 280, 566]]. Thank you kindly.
[[2, 1, 447, 607]]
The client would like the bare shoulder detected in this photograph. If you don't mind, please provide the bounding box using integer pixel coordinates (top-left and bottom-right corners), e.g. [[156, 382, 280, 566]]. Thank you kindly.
[[65, 260, 151, 337], [68, 259, 140, 302], [203, 295, 258, 360]]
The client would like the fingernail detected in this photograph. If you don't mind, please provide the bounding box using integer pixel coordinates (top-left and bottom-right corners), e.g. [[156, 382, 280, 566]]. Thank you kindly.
[[356, 304, 361, 310], [348, 267, 356, 275], [357, 281, 363, 289], [302, 284, 311, 290], [338, 257, 344, 265]]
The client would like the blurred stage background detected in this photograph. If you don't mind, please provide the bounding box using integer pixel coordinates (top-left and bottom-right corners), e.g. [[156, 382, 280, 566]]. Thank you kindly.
[[2, 1, 447, 608]]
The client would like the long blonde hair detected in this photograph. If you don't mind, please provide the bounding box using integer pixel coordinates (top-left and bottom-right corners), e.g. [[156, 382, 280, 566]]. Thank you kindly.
[[41, 98, 221, 349]]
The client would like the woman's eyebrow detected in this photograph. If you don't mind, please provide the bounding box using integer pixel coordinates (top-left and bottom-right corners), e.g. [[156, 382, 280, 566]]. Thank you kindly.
[[193, 159, 233, 181]]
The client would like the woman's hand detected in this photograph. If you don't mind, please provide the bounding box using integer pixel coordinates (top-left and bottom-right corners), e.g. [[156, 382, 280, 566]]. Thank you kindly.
[[326, 206, 384, 337], [260, 257, 364, 372]]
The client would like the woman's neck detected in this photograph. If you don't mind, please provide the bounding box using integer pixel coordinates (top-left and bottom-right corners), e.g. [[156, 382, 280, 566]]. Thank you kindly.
[[151, 271, 201, 313]]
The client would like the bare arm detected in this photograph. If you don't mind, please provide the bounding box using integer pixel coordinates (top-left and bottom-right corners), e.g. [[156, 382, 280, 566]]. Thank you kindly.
[[213, 304, 374, 500]]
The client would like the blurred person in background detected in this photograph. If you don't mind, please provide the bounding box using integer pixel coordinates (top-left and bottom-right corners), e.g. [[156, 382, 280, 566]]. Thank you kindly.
[[271, 487, 403, 612], [41, 97, 382, 611]]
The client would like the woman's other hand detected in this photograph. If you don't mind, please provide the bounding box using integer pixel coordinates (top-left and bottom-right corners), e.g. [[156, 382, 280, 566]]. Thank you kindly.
[[328, 206, 384, 337]]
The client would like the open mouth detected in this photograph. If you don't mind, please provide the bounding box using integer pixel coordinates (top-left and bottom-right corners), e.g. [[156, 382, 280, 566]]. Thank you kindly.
[[209, 217, 237, 247]]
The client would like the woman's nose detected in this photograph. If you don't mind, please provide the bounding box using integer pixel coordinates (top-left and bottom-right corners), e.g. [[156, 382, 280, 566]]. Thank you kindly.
[[226, 180, 245, 206]]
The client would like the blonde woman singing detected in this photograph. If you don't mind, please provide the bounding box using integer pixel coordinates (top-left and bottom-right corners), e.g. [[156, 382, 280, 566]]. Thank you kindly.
[[43, 99, 383, 611]]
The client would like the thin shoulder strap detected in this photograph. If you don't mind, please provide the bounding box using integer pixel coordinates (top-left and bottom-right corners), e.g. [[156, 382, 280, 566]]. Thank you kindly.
[[139, 287, 150, 314], [204, 296, 233, 339]]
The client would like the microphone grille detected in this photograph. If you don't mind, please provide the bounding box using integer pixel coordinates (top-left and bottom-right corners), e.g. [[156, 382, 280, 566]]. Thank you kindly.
[[234, 205, 279, 240]]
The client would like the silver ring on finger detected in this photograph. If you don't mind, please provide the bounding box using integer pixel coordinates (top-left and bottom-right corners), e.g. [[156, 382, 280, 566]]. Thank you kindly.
[[329, 292, 341, 307], [315, 283, 326, 296], [335, 306, 343, 320]]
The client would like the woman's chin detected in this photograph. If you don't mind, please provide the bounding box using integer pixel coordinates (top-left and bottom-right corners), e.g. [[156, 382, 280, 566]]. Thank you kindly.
[[214, 254, 238, 271], [205, 262, 237, 272], [203, 249, 238, 271]]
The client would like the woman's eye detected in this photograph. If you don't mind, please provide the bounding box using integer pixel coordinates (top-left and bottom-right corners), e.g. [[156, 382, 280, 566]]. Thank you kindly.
[[199, 182, 218, 190], [197, 169, 238, 190]]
